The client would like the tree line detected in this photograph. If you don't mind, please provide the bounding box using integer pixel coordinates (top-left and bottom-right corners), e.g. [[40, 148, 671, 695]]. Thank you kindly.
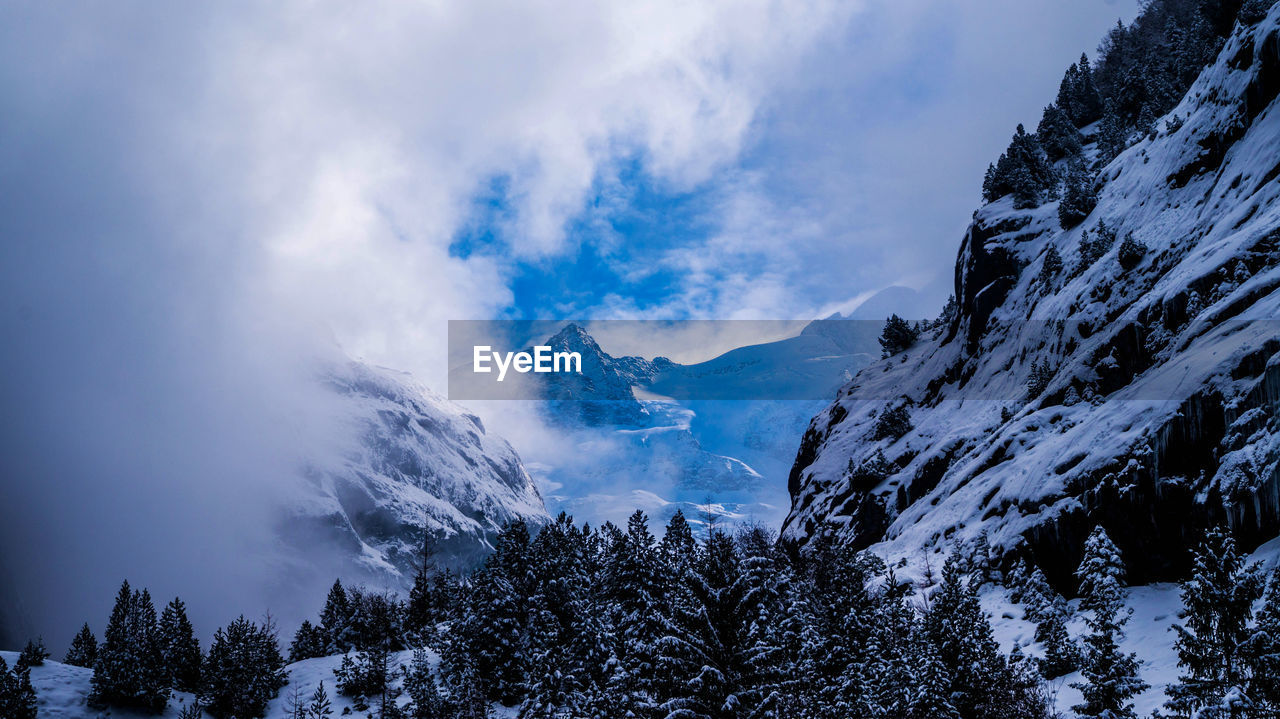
[[4, 512, 1279, 718]]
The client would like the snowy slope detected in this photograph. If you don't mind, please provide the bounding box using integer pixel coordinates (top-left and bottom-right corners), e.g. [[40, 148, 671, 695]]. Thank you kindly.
[[0, 648, 516, 719], [784, 5, 1280, 592], [283, 358, 548, 583]]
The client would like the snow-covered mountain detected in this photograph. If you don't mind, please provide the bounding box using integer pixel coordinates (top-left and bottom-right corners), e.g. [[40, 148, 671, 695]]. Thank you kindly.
[[784, 3, 1280, 594], [516, 320, 877, 533], [283, 359, 547, 581]]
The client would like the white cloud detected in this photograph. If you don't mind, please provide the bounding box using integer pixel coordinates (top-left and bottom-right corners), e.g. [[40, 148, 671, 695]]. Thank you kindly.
[[188, 0, 859, 383]]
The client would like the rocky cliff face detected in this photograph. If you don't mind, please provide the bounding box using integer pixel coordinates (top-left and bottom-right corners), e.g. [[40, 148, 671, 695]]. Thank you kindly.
[[783, 4, 1280, 593], [283, 358, 548, 581]]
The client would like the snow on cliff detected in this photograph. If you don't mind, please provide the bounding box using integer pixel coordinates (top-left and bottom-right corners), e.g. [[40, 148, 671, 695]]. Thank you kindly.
[[281, 358, 547, 583], [784, 4, 1280, 592]]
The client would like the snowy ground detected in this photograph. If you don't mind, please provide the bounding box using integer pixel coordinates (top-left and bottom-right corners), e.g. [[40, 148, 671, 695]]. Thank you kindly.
[[0, 648, 522, 719], [983, 582, 1182, 717], [986, 537, 1280, 716]]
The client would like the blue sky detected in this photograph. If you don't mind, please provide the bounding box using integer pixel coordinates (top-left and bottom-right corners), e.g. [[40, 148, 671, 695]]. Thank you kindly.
[[437, 0, 1138, 326]]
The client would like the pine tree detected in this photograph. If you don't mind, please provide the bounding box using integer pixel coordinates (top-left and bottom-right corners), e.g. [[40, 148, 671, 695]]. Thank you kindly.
[[1245, 570, 1280, 711], [983, 124, 1058, 207], [871, 403, 912, 441], [200, 615, 288, 719], [597, 510, 667, 717], [159, 597, 202, 693], [458, 565, 527, 704], [406, 532, 439, 637], [1038, 245, 1064, 288], [1027, 359, 1054, 398], [438, 638, 490, 719], [971, 530, 994, 585], [847, 449, 891, 490], [921, 554, 1012, 717], [89, 581, 169, 713], [657, 529, 773, 718], [0, 655, 38, 719], [1096, 103, 1128, 163], [319, 579, 355, 654], [307, 680, 335, 719], [1058, 158, 1097, 228], [1057, 53, 1103, 126], [289, 619, 328, 662], [906, 629, 959, 719], [403, 650, 448, 719], [1036, 608, 1080, 679], [1071, 527, 1147, 719], [1077, 220, 1117, 272], [1117, 232, 1147, 270], [64, 623, 99, 668], [659, 510, 698, 573], [1036, 103, 1084, 161], [1165, 528, 1265, 717], [284, 683, 309, 719], [879, 314, 920, 357], [14, 638, 48, 671]]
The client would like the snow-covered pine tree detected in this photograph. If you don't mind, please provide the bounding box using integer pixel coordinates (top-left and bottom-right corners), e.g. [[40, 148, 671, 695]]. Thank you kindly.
[[921, 554, 1012, 717], [657, 528, 770, 718], [790, 533, 879, 714], [406, 531, 440, 638], [289, 619, 328, 662], [407, 565, 435, 638], [870, 404, 912, 441], [597, 510, 667, 717], [1039, 245, 1064, 288], [458, 564, 527, 704], [0, 655, 38, 719], [307, 680, 335, 719], [403, 650, 448, 719], [519, 513, 605, 718], [1056, 53, 1103, 126], [971, 530, 994, 585], [1096, 102, 1128, 163], [905, 628, 959, 719], [848, 449, 891, 490], [438, 637, 490, 719], [429, 569, 463, 624], [158, 597, 202, 693], [1026, 359, 1054, 398], [89, 581, 169, 713], [1036, 103, 1084, 161], [879, 314, 920, 357], [200, 615, 287, 719], [1058, 157, 1097, 229], [1245, 569, 1280, 712], [64, 623, 99, 668], [659, 510, 698, 573], [14, 638, 48, 671], [319, 579, 355, 654], [1071, 527, 1147, 719], [1165, 527, 1264, 717], [1036, 608, 1080, 679], [284, 683, 309, 719], [1117, 232, 1146, 270], [983, 124, 1058, 207], [1020, 565, 1062, 625]]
